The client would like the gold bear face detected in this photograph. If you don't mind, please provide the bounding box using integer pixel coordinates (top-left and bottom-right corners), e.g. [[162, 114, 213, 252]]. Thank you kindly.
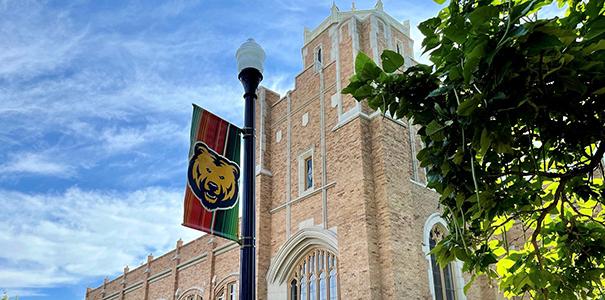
[[187, 142, 239, 211]]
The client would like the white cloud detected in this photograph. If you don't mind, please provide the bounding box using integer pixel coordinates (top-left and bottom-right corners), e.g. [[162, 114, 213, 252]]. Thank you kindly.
[[0, 153, 75, 177], [0, 187, 200, 295], [101, 122, 188, 153], [0, 0, 87, 80]]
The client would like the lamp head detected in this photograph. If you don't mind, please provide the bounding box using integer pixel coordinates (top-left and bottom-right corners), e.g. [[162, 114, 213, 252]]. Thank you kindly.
[[236, 38, 265, 76]]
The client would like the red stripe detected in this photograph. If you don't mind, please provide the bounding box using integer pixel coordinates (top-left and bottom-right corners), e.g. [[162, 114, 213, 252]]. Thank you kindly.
[[184, 109, 230, 233]]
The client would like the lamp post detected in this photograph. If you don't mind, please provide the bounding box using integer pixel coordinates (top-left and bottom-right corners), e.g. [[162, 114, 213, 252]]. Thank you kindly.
[[236, 38, 265, 300]]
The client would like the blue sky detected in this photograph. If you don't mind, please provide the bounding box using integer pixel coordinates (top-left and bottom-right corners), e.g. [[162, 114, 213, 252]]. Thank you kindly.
[[0, 0, 449, 299]]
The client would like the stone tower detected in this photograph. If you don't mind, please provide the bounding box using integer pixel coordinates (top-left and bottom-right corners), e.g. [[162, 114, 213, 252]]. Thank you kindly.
[[86, 3, 500, 300]]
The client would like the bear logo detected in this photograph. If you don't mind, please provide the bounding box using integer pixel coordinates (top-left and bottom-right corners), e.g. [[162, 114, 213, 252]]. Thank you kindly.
[[187, 141, 240, 211]]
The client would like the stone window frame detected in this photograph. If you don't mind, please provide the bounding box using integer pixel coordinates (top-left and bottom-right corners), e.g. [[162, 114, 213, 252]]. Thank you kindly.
[[298, 147, 315, 197], [408, 121, 427, 186], [395, 38, 404, 55], [215, 281, 237, 300], [422, 213, 466, 300], [313, 43, 323, 72], [177, 287, 204, 300], [287, 247, 339, 300]]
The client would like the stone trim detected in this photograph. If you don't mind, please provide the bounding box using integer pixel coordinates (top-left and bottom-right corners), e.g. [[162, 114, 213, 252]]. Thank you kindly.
[[215, 273, 239, 290], [270, 182, 336, 213], [176, 287, 204, 300], [270, 79, 337, 126], [297, 147, 315, 197], [102, 291, 119, 300], [177, 253, 207, 271], [422, 213, 466, 300], [370, 15, 380, 63], [286, 93, 293, 237], [148, 269, 171, 284], [332, 110, 406, 132], [123, 281, 143, 294], [257, 87, 267, 172], [266, 227, 339, 285], [303, 7, 412, 47], [213, 241, 239, 256]]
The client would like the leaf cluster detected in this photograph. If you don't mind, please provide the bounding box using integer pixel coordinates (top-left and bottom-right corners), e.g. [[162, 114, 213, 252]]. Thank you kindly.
[[343, 0, 605, 298]]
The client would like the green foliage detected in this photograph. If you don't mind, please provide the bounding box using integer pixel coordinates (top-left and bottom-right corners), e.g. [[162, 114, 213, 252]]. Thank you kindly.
[[344, 0, 605, 298]]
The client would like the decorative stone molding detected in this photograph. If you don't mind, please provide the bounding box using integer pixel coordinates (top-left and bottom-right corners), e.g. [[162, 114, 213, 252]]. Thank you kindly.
[[302, 112, 309, 127], [422, 213, 467, 300], [267, 227, 339, 286], [276, 130, 282, 143]]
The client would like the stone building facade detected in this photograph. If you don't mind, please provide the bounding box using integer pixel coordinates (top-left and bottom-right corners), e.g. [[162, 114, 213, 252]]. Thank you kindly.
[[86, 2, 500, 300]]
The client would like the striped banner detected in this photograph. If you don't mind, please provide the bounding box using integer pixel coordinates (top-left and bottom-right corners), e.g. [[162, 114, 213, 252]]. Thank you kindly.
[[183, 104, 241, 242]]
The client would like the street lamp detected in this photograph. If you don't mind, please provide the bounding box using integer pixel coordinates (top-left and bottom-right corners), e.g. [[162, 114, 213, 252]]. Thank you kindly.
[[236, 38, 265, 300]]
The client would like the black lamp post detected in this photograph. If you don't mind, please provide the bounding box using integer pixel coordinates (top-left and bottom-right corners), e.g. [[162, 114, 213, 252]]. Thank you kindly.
[[236, 38, 265, 300]]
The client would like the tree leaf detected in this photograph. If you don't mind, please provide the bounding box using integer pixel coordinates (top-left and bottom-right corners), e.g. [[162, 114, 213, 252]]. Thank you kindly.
[[456, 95, 481, 116], [469, 6, 499, 26], [479, 128, 492, 158], [355, 52, 373, 75], [381, 50, 405, 73], [426, 120, 445, 136], [443, 16, 466, 44]]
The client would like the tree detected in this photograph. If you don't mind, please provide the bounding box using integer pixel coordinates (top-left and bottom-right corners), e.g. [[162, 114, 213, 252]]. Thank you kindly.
[[343, 0, 605, 298]]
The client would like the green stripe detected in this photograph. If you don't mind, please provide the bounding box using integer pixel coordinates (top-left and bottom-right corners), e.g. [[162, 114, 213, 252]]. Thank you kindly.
[[213, 125, 241, 240], [189, 105, 203, 156]]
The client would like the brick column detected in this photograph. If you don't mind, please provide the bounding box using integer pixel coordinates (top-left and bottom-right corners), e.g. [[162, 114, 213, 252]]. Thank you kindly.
[[172, 239, 183, 300], [120, 265, 129, 300], [207, 238, 216, 300], [143, 254, 153, 300], [101, 277, 108, 298]]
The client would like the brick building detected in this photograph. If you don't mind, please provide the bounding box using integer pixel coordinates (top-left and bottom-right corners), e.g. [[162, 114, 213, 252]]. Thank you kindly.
[[86, 2, 501, 300]]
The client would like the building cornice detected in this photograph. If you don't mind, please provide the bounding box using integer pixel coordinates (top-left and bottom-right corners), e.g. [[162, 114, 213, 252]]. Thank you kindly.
[[303, 8, 411, 48]]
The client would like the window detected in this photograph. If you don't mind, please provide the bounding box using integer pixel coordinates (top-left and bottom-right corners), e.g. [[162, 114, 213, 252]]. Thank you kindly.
[[305, 157, 313, 190], [298, 148, 314, 195], [408, 122, 427, 184], [429, 225, 457, 300], [288, 248, 338, 300], [215, 281, 237, 300], [314, 45, 323, 72], [395, 40, 404, 55], [291, 279, 299, 300], [178, 288, 203, 300], [228, 282, 237, 300]]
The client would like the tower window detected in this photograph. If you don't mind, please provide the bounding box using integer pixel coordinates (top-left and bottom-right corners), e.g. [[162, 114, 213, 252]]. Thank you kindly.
[[395, 40, 404, 55], [314, 44, 323, 72], [305, 157, 313, 190], [298, 147, 314, 195]]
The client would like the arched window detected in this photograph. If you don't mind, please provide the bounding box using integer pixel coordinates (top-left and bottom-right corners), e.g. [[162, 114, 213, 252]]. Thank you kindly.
[[423, 214, 466, 300], [215, 281, 237, 300], [429, 225, 456, 300], [288, 248, 338, 300], [177, 288, 204, 300]]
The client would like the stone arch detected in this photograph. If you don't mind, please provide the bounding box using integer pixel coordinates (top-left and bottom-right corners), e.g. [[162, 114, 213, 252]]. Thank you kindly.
[[215, 272, 239, 290], [266, 227, 338, 299], [176, 286, 204, 300], [422, 213, 466, 300]]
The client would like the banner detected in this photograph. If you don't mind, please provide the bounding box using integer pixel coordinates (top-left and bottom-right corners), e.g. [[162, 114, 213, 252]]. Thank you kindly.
[[183, 104, 241, 242]]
